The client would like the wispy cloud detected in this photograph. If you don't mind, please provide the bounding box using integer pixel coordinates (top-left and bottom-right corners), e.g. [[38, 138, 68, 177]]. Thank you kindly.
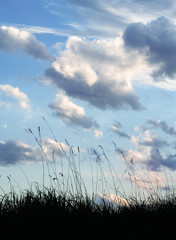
[[7, 24, 72, 37], [43, 0, 176, 38]]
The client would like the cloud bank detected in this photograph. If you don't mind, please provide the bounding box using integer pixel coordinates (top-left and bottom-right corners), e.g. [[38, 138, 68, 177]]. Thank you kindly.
[[0, 26, 51, 60]]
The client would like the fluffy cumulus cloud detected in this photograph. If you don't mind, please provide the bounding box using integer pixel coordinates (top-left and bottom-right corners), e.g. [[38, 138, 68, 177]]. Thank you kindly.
[[123, 16, 176, 81], [0, 138, 69, 165], [48, 92, 99, 129], [126, 130, 167, 171], [124, 122, 176, 172], [0, 84, 30, 109], [0, 26, 51, 60], [46, 36, 145, 111]]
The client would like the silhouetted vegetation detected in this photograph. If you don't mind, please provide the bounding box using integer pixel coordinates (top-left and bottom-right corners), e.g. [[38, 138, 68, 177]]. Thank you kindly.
[[1, 122, 176, 239]]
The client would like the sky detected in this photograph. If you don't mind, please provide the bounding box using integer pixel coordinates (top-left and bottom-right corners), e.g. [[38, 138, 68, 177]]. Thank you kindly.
[[1, 0, 176, 197]]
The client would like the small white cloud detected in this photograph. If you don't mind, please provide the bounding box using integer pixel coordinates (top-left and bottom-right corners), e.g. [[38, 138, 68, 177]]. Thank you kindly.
[[94, 193, 128, 207], [110, 125, 118, 132], [94, 129, 103, 138], [0, 84, 30, 109]]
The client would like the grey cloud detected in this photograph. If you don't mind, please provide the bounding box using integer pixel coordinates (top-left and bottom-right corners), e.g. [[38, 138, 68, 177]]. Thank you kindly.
[[113, 121, 122, 128], [146, 119, 176, 136], [139, 137, 169, 149], [0, 138, 69, 166], [123, 16, 176, 80], [50, 103, 99, 129], [0, 140, 40, 165], [113, 130, 130, 139], [110, 121, 130, 139], [145, 149, 163, 171], [46, 67, 143, 111], [0, 26, 51, 60], [163, 154, 176, 171], [146, 150, 176, 172]]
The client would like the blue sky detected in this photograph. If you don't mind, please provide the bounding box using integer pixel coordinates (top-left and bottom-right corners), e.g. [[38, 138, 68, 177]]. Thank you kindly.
[[1, 0, 176, 196]]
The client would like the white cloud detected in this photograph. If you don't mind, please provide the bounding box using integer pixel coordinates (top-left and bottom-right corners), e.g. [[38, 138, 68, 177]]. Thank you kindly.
[[94, 129, 103, 138], [41, 137, 69, 157], [3, 124, 8, 129], [46, 36, 145, 111], [48, 92, 99, 129], [0, 26, 51, 60], [124, 130, 169, 171], [0, 84, 30, 109], [94, 193, 128, 207]]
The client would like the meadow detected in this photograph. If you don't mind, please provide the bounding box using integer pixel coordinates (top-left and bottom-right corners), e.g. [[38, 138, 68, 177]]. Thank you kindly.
[[0, 122, 176, 239]]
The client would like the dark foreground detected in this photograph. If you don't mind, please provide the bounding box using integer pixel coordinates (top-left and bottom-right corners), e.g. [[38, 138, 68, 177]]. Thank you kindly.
[[0, 190, 176, 240]]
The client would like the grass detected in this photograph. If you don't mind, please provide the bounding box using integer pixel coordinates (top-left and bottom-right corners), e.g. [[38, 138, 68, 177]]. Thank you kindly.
[[1, 121, 176, 239], [1, 187, 176, 239]]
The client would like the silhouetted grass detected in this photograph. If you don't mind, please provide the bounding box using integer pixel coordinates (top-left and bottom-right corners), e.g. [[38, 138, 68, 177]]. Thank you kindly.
[[1, 186, 176, 239], [1, 122, 176, 239]]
